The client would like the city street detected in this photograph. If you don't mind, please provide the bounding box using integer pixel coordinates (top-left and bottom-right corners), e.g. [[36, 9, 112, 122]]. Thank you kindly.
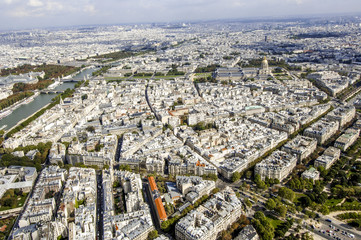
[[96, 173, 104, 240]]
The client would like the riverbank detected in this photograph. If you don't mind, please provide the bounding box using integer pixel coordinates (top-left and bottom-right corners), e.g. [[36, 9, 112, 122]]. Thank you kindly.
[[0, 67, 97, 132], [5, 86, 80, 139], [5, 101, 52, 138], [0, 92, 39, 121]]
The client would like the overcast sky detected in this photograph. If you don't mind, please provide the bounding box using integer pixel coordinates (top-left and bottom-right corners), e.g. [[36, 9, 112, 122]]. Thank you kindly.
[[1, 0, 361, 30]]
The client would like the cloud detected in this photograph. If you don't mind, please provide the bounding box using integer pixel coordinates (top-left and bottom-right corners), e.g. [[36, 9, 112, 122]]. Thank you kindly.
[[84, 4, 96, 14], [232, 0, 246, 7], [3, 0, 15, 4], [1, 0, 361, 30], [287, 0, 304, 4], [45, 1, 63, 11], [28, 0, 43, 7]]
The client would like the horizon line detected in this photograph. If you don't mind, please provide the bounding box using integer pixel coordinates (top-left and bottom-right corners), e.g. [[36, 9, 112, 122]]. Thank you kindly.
[[1, 11, 360, 32]]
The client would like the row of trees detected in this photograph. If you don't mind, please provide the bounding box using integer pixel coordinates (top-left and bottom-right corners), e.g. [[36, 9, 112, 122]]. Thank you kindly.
[[91, 50, 152, 62], [133, 72, 153, 77], [0, 91, 34, 111], [193, 75, 216, 83], [240, 59, 302, 71], [13, 80, 53, 93], [329, 199, 361, 212], [161, 194, 209, 232], [0, 64, 79, 79], [337, 212, 361, 220], [331, 185, 361, 199], [194, 64, 221, 73], [92, 66, 111, 76], [167, 64, 185, 76], [336, 206, 361, 227]]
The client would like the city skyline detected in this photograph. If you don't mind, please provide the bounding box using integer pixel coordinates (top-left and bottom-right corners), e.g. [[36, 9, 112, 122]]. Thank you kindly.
[[1, 0, 361, 30], [0, 10, 361, 239]]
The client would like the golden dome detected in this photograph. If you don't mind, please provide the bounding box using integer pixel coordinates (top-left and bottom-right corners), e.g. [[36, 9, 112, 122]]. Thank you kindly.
[[261, 56, 269, 70]]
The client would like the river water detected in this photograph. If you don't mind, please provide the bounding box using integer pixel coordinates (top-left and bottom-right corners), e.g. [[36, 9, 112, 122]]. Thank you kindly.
[[0, 67, 97, 131]]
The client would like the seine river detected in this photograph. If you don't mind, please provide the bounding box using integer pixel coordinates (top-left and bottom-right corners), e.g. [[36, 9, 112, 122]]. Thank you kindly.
[[0, 67, 96, 131]]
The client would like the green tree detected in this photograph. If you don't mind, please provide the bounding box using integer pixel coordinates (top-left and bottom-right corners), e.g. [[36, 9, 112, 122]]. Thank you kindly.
[[299, 196, 312, 208], [86, 126, 95, 133], [278, 187, 295, 202], [265, 198, 276, 210], [95, 143, 104, 152], [244, 198, 252, 208], [246, 170, 253, 179], [232, 172, 241, 182], [254, 211, 265, 220], [319, 205, 330, 215], [211, 187, 220, 195], [275, 205, 287, 217], [201, 173, 218, 181], [147, 230, 159, 240], [119, 165, 132, 172]]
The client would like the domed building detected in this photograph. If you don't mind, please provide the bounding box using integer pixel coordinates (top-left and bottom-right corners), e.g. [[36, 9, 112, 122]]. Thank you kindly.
[[259, 56, 270, 75], [258, 56, 273, 80]]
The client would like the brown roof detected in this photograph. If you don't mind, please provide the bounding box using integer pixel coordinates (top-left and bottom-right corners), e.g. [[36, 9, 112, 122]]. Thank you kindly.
[[0, 225, 7, 232], [155, 197, 167, 221], [148, 176, 158, 192], [196, 160, 205, 167]]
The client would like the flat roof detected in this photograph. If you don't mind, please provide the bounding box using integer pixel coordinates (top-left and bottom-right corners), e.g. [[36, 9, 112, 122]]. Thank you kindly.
[[245, 105, 264, 110]]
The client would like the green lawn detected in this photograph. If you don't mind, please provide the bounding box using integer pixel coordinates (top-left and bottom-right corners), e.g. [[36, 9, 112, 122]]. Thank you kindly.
[[195, 72, 212, 77], [266, 216, 283, 228], [132, 76, 151, 79], [0, 192, 28, 211], [164, 75, 185, 78], [293, 192, 307, 205], [104, 77, 128, 80], [153, 75, 184, 80]]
